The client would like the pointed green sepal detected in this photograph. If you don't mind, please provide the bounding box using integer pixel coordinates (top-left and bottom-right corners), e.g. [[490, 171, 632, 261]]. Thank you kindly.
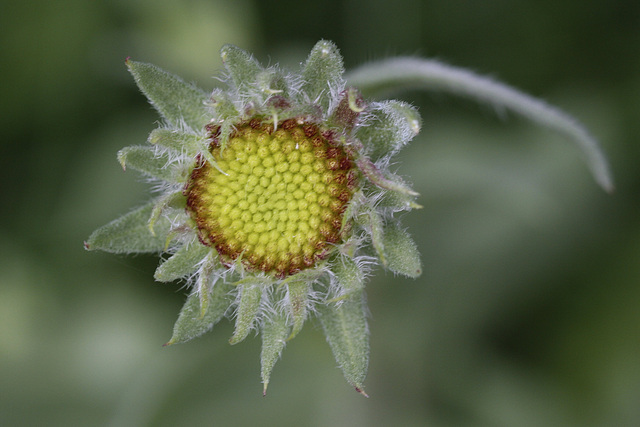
[[286, 281, 309, 341], [301, 40, 345, 109], [84, 201, 170, 253], [375, 173, 422, 212], [117, 146, 182, 182], [256, 68, 289, 97], [229, 282, 264, 345], [339, 191, 364, 238], [126, 59, 209, 130], [357, 100, 421, 160], [195, 252, 223, 317], [261, 313, 290, 396], [148, 128, 206, 156], [378, 188, 422, 212], [208, 88, 240, 121], [150, 124, 226, 175], [357, 157, 419, 196], [382, 221, 422, 278], [165, 280, 232, 346], [318, 291, 369, 395], [359, 206, 386, 266], [148, 191, 186, 237], [333, 256, 365, 297], [154, 243, 211, 282], [220, 44, 262, 95]]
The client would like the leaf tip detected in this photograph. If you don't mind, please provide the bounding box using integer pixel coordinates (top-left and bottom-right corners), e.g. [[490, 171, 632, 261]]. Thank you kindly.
[[219, 44, 235, 63], [355, 386, 369, 398], [116, 149, 127, 171], [124, 57, 137, 73]]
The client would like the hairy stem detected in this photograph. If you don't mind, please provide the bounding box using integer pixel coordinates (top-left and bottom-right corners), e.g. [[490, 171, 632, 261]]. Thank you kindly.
[[347, 58, 614, 192]]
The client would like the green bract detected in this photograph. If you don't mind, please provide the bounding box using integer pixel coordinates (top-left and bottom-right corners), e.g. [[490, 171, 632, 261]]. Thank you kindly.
[[86, 40, 612, 396]]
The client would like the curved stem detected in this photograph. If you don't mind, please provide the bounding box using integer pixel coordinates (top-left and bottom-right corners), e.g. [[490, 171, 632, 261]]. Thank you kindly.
[[346, 58, 614, 192]]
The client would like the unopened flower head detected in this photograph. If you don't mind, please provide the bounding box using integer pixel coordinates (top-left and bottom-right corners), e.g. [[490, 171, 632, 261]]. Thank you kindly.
[[86, 41, 423, 395]]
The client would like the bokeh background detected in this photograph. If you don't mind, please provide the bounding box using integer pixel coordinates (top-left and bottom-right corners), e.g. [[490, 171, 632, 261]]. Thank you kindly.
[[1, 0, 639, 426]]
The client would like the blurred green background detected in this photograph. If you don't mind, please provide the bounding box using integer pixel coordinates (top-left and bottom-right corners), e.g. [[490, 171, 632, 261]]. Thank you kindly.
[[1, 0, 639, 425]]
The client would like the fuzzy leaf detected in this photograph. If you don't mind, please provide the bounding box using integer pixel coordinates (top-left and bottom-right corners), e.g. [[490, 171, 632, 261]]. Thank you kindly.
[[194, 253, 223, 317], [256, 68, 290, 98], [117, 146, 181, 182], [165, 281, 232, 346], [286, 281, 309, 341], [148, 191, 186, 237], [373, 172, 422, 213], [85, 201, 170, 253], [209, 88, 240, 123], [301, 40, 344, 110], [383, 221, 422, 278], [126, 59, 209, 130], [357, 157, 419, 196], [220, 44, 262, 95], [148, 128, 205, 155], [334, 256, 365, 295], [229, 282, 264, 345], [358, 100, 421, 160], [154, 243, 211, 282], [261, 313, 290, 395], [318, 291, 369, 395], [377, 185, 423, 212], [151, 126, 227, 176], [360, 207, 386, 266]]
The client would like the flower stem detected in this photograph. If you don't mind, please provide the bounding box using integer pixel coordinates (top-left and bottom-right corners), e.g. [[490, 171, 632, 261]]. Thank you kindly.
[[347, 58, 614, 192]]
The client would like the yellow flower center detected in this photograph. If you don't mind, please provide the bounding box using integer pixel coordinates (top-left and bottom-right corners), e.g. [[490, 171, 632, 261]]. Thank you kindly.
[[186, 118, 357, 277]]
